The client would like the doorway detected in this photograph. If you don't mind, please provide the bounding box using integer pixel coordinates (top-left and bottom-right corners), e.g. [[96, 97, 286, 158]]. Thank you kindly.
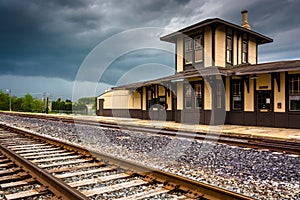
[[256, 90, 274, 126]]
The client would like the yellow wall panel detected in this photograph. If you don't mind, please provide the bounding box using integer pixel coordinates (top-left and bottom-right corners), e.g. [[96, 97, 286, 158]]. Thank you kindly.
[[204, 81, 212, 110], [142, 87, 146, 110], [215, 26, 226, 67], [244, 79, 254, 111], [237, 36, 242, 65], [233, 31, 238, 65], [176, 36, 184, 72], [167, 92, 172, 110], [177, 82, 183, 110], [248, 38, 257, 64], [274, 72, 286, 112], [256, 74, 271, 90], [226, 77, 230, 111], [204, 26, 212, 67]]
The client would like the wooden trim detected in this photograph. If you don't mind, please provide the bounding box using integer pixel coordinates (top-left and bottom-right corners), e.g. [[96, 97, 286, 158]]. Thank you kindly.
[[230, 77, 244, 111], [286, 73, 300, 114], [183, 29, 204, 70], [241, 33, 249, 64], [256, 42, 258, 64], [175, 42, 177, 72], [225, 27, 233, 66], [211, 25, 216, 67], [237, 31, 240, 65], [271, 73, 274, 111], [183, 80, 204, 110], [254, 78, 257, 111], [285, 71, 289, 113], [273, 72, 280, 92]]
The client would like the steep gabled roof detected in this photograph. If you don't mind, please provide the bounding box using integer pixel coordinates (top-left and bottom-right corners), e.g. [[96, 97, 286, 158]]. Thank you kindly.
[[160, 18, 273, 45]]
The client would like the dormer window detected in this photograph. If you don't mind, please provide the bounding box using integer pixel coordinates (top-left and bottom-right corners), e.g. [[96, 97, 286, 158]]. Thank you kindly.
[[226, 35, 233, 64], [184, 34, 204, 65], [242, 40, 248, 63]]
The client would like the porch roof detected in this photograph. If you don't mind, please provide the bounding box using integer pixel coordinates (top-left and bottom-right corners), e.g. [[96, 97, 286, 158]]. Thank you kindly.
[[112, 66, 228, 89], [112, 60, 300, 90], [232, 60, 300, 75]]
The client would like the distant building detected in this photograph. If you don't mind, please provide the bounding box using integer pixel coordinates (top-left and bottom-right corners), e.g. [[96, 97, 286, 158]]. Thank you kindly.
[[97, 11, 300, 128]]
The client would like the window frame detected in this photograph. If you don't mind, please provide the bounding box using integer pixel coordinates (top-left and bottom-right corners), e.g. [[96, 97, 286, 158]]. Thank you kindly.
[[194, 82, 203, 108], [230, 78, 244, 111], [226, 35, 233, 64], [147, 87, 154, 109], [242, 40, 248, 64], [184, 81, 204, 109], [194, 35, 204, 63], [184, 39, 193, 65], [184, 34, 204, 66], [184, 84, 193, 109], [289, 75, 300, 111]]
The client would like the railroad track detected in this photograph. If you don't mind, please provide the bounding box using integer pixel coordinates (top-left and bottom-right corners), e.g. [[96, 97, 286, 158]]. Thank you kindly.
[[2, 112, 300, 154], [0, 124, 252, 200]]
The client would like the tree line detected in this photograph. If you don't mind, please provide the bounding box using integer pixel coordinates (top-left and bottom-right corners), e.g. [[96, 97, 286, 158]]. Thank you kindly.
[[0, 91, 93, 114]]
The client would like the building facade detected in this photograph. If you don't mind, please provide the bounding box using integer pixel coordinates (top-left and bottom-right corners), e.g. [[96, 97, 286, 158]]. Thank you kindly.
[[97, 11, 300, 128]]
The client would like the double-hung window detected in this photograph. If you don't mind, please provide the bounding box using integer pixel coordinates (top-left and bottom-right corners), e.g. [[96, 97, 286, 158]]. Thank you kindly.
[[147, 88, 153, 109], [185, 39, 193, 64], [231, 79, 243, 110], [184, 82, 204, 109], [289, 75, 300, 111], [184, 35, 204, 65], [194, 83, 203, 108], [242, 40, 248, 64], [184, 84, 192, 108], [194, 36, 203, 63], [226, 35, 233, 64]]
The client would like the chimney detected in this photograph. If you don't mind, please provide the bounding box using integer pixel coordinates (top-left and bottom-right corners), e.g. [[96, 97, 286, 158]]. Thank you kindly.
[[241, 10, 251, 30]]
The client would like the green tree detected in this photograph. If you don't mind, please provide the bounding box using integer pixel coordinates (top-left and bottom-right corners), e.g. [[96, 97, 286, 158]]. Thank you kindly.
[[12, 97, 23, 111], [32, 99, 44, 112], [22, 94, 34, 112], [0, 91, 9, 110]]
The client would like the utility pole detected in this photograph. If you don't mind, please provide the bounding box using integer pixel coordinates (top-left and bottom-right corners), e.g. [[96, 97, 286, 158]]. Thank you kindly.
[[6, 89, 11, 111], [46, 96, 49, 114]]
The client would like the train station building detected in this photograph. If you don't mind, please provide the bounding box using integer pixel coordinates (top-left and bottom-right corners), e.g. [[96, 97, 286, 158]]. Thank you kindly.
[[96, 11, 300, 129]]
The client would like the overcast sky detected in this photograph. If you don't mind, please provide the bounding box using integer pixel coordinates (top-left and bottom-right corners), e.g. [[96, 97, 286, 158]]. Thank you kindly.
[[0, 0, 299, 100]]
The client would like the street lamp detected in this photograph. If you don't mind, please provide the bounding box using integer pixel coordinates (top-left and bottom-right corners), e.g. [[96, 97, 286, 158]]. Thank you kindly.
[[6, 89, 11, 111]]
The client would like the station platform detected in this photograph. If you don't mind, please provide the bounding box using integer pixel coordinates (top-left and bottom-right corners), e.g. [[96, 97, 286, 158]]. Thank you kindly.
[[72, 115, 300, 143], [1, 112, 300, 143]]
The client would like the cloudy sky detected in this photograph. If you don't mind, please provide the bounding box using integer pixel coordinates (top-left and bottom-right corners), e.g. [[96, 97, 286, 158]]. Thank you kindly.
[[0, 0, 299, 100]]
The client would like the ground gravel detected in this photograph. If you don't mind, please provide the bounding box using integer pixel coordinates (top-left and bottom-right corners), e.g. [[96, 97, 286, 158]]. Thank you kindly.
[[0, 114, 299, 199]]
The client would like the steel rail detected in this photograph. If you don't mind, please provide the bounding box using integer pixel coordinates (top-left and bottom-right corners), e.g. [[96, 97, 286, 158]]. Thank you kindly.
[[0, 123, 253, 200], [0, 142, 89, 200], [1, 112, 299, 154]]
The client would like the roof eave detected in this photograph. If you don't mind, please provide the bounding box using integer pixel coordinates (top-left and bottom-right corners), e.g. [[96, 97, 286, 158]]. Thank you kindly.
[[160, 18, 273, 44]]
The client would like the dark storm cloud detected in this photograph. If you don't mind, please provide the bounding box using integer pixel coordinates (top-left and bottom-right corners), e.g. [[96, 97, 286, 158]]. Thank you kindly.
[[0, 0, 105, 80], [217, 0, 300, 61], [0, 0, 299, 84], [0, 0, 195, 81], [101, 49, 175, 85]]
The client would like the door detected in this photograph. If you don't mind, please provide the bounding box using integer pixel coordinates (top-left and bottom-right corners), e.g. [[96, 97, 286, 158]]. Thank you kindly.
[[256, 90, 274, 126]]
